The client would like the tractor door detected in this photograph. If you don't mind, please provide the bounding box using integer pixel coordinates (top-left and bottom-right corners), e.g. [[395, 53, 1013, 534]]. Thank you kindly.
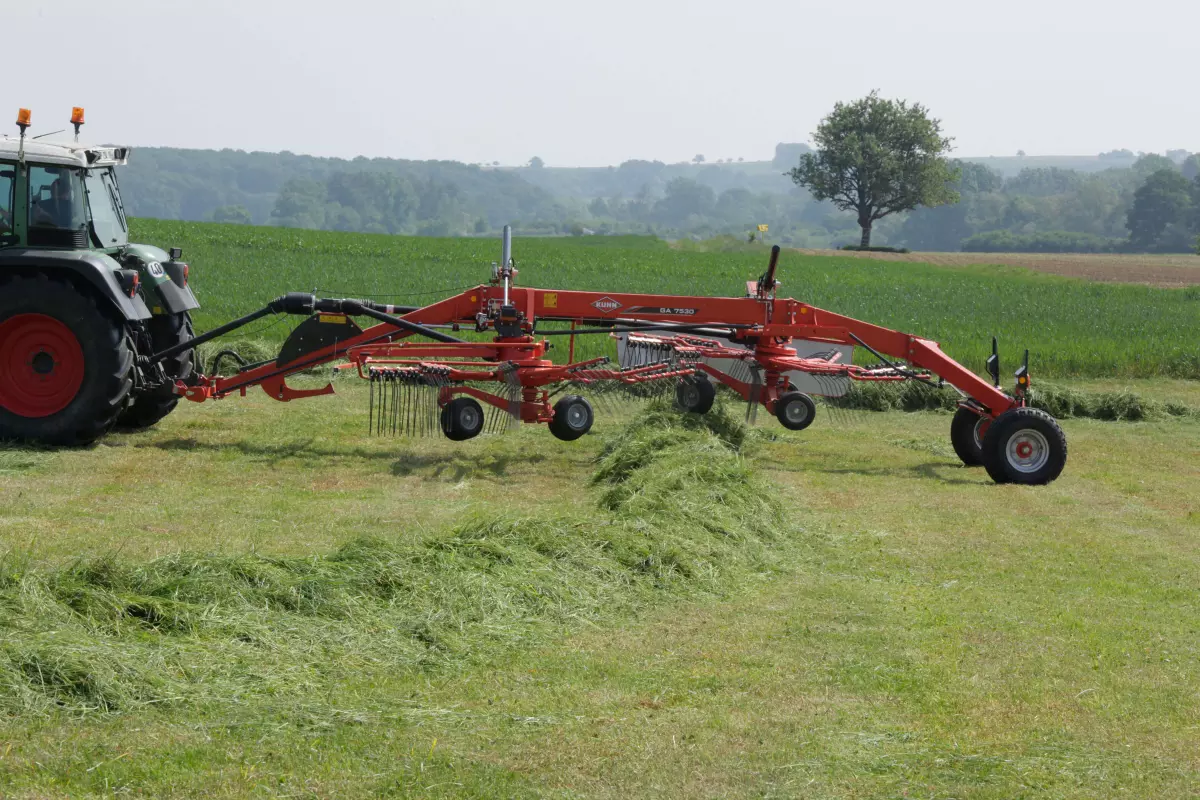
[[0, 162, 15, 247]]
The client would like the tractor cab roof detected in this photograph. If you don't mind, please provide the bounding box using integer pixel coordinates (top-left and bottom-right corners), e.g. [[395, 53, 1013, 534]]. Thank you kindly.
[[0, 137, 130, 169]]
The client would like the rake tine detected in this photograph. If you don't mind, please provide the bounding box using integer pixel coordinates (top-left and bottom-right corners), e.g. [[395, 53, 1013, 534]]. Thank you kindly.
[[745, 365, 761, 425], [369, 371, 375, 435]]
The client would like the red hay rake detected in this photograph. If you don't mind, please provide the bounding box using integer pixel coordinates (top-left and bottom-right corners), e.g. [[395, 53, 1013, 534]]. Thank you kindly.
[[158, 229, 1066, 484]]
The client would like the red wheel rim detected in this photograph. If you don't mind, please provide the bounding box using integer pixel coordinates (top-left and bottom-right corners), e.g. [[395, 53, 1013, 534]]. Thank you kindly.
[[0, 313, 86, 418]]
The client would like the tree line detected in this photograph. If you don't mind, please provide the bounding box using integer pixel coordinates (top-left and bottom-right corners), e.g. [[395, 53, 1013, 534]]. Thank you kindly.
[[116, 135, 1200, 254]]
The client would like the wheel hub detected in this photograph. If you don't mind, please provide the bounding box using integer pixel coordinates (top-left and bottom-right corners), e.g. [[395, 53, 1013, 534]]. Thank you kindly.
[[30, 351, 55, 375], [973, 416, 990, 449], [566, 404, 588, 429], [0, 314, 85, 418], [1006, 429, 1050, 473], [785, 401, 808, 424], [459, 406, 481, 430]]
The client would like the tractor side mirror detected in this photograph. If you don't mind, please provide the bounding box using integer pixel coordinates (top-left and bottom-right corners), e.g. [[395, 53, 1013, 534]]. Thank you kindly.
[[0, 170, 13, 179]]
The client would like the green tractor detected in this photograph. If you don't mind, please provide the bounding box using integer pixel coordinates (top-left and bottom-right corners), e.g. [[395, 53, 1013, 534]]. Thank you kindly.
[[0, 108, 198, 445]]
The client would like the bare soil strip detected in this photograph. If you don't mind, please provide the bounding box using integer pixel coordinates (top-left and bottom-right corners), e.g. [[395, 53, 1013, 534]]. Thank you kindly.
[[792, 249, 1200, 287]]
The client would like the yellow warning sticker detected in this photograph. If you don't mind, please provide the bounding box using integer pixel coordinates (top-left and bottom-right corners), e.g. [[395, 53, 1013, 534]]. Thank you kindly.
[[319, 314, 348, 324], [544, 293, 558, 309]]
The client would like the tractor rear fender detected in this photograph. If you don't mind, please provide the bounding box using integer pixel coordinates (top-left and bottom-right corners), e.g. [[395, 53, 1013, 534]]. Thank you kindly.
[[0, 249, 152, 321], [119, 243, 201, 316]]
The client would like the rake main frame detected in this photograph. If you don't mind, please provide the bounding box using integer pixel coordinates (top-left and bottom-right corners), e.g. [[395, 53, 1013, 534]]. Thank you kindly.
[[168, 237, 1064, 483]]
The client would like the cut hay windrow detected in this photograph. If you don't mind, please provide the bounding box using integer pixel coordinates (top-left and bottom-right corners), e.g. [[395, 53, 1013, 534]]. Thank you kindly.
[[0, 400, 787, 715], [826, 381, 1197, 421]]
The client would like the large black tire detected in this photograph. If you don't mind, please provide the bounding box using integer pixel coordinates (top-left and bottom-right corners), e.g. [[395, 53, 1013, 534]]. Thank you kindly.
[[775, 391, 816, 431], [549, 395, 594, 441], [440, 397, 485, 441], [0, 274, 133, 445], [950, 406, 990, 467], [675, 376, 715, 414], [117, 312, 194, 430], [981, 407, 1067, 485]]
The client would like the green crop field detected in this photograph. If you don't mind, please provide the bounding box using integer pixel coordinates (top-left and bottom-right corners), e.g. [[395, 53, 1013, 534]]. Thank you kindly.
[[1, 224, 1197, 797], [130, 220, 1200, 381]]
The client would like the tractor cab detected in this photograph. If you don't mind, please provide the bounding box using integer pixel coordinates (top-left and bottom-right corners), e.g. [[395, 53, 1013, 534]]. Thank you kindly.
[[0, 140, 131, 252]]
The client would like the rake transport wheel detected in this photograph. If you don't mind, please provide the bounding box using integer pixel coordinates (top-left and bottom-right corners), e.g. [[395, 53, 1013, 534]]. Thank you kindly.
[[0, 275, 133, 445], [549, 394, 594, 441], [981, 407, 1067, 485], [117, 312, 195, 430], [950, 406, 991, 467], [441, 397, 485, 441], [775, 391, 816, 431], [675, 375, 715, 414]]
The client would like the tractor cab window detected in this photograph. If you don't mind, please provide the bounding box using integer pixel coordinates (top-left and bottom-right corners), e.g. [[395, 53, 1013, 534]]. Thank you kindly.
[[85, 168, 128, 248], [28, 166, 88, 247], [0, 164, 14, 245]]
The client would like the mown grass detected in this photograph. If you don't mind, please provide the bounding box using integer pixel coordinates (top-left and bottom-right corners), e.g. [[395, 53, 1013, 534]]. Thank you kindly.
[[130, 220, 1200, 379], [0, 388, 1196, 797], [0, 400, 780, 717]]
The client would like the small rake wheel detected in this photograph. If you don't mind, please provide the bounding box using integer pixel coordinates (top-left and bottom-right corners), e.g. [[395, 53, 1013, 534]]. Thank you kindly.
[[549, 395, 593, 441], [441, 397, 485, 441], [675, 375, 715, 414], [775, 391, 816, 431], [950, 406, 990, 467]]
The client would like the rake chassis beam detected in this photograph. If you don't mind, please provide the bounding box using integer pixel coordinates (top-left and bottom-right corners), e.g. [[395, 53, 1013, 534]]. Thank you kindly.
[[168, 239, 1066, 484]]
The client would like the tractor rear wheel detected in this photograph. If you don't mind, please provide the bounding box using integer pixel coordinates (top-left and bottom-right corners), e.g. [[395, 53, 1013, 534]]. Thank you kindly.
[[950, 406, 990, 467], [117, 312, 195, 430], [0, 275, 133, 445]]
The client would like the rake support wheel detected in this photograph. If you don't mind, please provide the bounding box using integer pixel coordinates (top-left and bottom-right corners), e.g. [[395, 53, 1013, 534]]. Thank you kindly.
[[0, 275, 133, 445], [549, 395, 593, 441], [441, 397, 485, 441], [775, 391, 816, 431], [675, 376, 715, 414], [950, 406, 990, 467], [981, 407, 1067, 485]]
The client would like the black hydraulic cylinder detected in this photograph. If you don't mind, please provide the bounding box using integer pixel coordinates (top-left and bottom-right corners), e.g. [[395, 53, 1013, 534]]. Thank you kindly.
[[147, 294, 450, 365], [315, 298, 466, 344], [148, 304, 276, 365]]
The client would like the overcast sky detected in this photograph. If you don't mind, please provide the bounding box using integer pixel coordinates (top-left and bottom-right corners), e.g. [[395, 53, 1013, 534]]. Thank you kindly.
[[9, 0, 1196, 166]]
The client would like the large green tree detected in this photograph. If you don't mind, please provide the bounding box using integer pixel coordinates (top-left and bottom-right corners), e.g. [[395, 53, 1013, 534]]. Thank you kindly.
[[1126, 169, 1194, 251], [789, 91, 959, 247]]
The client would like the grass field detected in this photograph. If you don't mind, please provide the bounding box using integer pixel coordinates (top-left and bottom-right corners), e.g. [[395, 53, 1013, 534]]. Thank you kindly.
[[0, 381, 1198, 797], [1, 226, 1197, 797], [129, 221, 1200, 380]]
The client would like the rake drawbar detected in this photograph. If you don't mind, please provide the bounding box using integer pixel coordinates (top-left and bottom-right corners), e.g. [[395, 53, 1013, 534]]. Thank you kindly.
[[166, 230, 1067, 485]]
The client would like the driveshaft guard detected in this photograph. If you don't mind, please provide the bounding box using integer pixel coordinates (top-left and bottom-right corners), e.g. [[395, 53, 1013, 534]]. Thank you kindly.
[[276, 313, 364, 367]]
